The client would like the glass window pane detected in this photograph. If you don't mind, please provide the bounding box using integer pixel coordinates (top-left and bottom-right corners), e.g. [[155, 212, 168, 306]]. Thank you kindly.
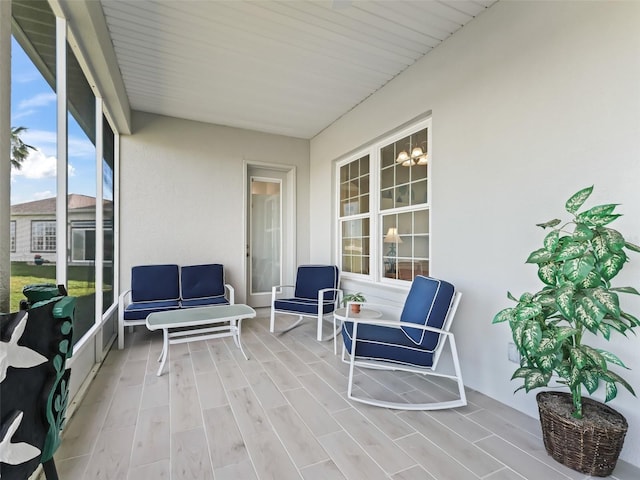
[[103, 118, 115, 312], [67, 42, 97, 345]]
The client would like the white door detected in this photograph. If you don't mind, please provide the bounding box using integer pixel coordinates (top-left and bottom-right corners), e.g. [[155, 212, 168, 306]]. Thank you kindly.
[[246, 166, 294, 308]]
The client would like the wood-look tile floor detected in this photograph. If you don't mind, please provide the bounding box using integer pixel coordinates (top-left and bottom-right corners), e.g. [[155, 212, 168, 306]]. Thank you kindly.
[[54, 308, 639, 480]]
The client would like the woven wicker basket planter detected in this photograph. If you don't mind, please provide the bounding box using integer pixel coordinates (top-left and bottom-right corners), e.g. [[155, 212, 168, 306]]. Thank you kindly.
[[537, 391, 628, 477]]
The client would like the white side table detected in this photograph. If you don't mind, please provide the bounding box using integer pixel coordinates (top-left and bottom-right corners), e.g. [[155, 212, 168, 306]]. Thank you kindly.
[[333, 307, 382, 354]]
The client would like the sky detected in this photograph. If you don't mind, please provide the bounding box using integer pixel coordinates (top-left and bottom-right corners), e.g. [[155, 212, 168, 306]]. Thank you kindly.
[[10, 37, 97, 205]]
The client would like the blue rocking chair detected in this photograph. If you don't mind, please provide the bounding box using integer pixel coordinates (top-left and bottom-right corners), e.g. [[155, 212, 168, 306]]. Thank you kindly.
[[341, 275, 466, 410]]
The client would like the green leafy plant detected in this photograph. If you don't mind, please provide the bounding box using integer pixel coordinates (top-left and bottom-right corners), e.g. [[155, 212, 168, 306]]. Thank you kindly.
[[493, 186, 640, 419], [343, 292, 366, 307]]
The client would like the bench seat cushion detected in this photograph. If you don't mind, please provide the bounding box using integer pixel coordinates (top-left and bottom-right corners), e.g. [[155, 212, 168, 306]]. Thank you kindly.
[[124, 299, 180, 321], [181, 296, 229, 308]]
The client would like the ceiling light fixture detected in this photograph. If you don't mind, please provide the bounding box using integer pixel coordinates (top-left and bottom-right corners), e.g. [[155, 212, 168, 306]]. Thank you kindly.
[[396, 141, 427, 167]]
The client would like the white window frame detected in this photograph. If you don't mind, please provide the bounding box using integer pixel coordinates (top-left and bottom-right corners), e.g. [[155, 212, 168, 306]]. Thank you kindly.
[[31, 220, 57, 252], [336, 117, 431, 284]]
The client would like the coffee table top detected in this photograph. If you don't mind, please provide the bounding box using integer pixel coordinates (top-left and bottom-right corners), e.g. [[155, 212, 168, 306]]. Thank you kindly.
[[146, 304, 256, 330], [333, 307, 382, 321]]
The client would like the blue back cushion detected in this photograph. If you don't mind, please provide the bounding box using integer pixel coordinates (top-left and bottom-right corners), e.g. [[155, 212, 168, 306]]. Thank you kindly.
[[131, 264, 179, 302], [294, 265, 339, 301], [400, 276, 455, 348], [181, 264, 225, 299]]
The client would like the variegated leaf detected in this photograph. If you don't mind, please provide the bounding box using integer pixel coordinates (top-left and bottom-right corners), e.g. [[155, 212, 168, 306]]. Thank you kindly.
[[580, 295, 605, 322], [565, 186, 593, 214], [522, 320, 542, 352], [556, 326, 580, 343], [579, 270, 602, 289], [621, 311, 640, 327], [512, 321, 526, 349], [511, 367, 533, 379], [537, 353, 559, 373], [538, 334, 559, 354], [590, 288, 620, 317], [536, 218, 562, 229], [524, 370, 550, 391], [492, 308, 513, 324], [572, 223, 594, 241], [568, 366, 582, 388], [605, 318, 630, 335], [526, 248, 553, 264], [601, 252, 627, 280], [543, 230, 559, 252], [507, 291, 518, 302], [556, 241, 587, 261], [514, 303, 542, 322], [603, 227, 625, 251], [578, 213, 622, 226], [611, 286, 640, 295], [575, 302, 599, 333], [569, 347, 588, 369], [562, 254, 595, 283], [582, 204, 618, 217], [592, 234, 610, 260], [598, 321, 611, 339], [555, 283, 575, 319], [581, 345, 606, 370], [597, 349, 627, 368], [605, 382, 618, 402], [582, 370, 599, 394], [625, 241, 640, 253], [603, 370, 636, 395], [538, 263, 557, 285], [519, 292, 533, 303]]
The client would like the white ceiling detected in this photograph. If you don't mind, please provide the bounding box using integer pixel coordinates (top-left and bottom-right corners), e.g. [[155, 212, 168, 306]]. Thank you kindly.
[[99, 0, 497, 139]]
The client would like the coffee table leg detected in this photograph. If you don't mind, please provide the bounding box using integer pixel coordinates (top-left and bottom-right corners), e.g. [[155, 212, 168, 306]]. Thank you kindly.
[[236, 318, 248, 360], [157, 328, 169, 376]]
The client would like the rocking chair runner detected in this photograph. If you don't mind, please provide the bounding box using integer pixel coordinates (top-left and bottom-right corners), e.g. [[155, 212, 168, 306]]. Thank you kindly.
[[270, 265, 342, 341], [341, 275, 466, 410]]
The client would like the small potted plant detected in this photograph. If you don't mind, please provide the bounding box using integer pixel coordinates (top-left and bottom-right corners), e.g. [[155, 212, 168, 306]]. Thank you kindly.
[[343, 292, 366, 314], [34, 254, 44, 266], [493, 186, 640, 476]]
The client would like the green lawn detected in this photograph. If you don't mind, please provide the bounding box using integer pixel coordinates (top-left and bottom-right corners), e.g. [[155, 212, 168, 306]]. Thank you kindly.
[[10, 262, 98, 312]]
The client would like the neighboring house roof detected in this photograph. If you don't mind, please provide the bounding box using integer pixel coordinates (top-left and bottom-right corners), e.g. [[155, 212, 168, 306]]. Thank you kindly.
[[10, 194, 112, 215]]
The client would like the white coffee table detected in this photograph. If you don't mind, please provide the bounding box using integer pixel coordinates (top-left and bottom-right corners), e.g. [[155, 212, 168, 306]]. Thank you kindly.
[[333, 306, 382, 354], [146, 304, 256, 376]]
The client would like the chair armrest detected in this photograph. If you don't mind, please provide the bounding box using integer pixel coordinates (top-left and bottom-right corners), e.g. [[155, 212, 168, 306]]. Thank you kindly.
[[271, 284, 295, 302], [318, 287, 343, 305], [118, 289, 132, 319], [224, 284, 235, 305]]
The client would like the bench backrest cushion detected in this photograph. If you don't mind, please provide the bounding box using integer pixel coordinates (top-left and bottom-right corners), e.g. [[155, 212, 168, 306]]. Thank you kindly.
[[181, 264, 225, 300], [400, 275, 455, 349], [294, 265, 339, 302], [131, 264, 180, 302]]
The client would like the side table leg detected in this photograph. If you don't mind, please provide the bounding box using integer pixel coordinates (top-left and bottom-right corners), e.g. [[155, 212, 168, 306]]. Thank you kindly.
[[157, 328, 169, 376]]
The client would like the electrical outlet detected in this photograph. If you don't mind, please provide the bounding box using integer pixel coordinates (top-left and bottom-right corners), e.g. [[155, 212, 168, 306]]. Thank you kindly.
[[508, 342, 521, 364]]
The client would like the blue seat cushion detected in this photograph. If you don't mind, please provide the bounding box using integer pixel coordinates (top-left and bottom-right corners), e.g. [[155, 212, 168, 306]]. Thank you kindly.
[[294, 265, 339, 301], [400, 276, 455, 347], [181, 296, 229, 308], [342, 321, 435, 368], [131, 264, 180, 302], [274, 297, 337, 316], [123, 299, 180, 321], [181, 264, 225, 300]]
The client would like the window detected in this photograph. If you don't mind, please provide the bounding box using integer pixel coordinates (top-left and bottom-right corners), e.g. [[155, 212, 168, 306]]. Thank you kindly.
[[339, 155, 370, 275], [31, 221, 56, 252], [10, 221, 16, 252], [337, 118, 431, 283]]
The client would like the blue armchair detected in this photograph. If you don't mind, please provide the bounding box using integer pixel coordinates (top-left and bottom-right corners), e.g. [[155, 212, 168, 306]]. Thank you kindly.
[[270, 265, 342, 341], [341, 275, 466, 410]]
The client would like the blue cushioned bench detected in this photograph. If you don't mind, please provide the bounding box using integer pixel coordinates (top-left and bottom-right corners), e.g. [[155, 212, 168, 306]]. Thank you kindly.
[[118, 263, 234, 349]]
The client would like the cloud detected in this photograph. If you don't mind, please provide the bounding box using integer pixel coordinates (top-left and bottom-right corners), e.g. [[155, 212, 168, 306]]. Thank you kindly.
[[18, 92, 56, 110], [33, 190, 54, 200], [21, 129, 95, 160], [10, 148, 76, 180]]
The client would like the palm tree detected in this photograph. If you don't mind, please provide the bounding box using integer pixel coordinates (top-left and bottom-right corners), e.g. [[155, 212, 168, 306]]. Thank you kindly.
[[11, 126, 35, 170]]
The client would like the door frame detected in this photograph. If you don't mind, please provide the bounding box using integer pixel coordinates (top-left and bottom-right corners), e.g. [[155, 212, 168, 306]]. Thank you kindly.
[[243, 161, 296, 307]]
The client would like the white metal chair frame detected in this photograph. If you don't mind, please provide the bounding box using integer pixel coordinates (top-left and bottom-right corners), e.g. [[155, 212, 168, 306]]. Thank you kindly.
[[342, 292, 466, 410], [270, 284, 343, 341]]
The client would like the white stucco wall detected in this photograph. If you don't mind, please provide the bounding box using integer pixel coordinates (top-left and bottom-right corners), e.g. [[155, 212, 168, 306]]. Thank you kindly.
[[119, 111, 310, 303], [310, 1, 640, 466]]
